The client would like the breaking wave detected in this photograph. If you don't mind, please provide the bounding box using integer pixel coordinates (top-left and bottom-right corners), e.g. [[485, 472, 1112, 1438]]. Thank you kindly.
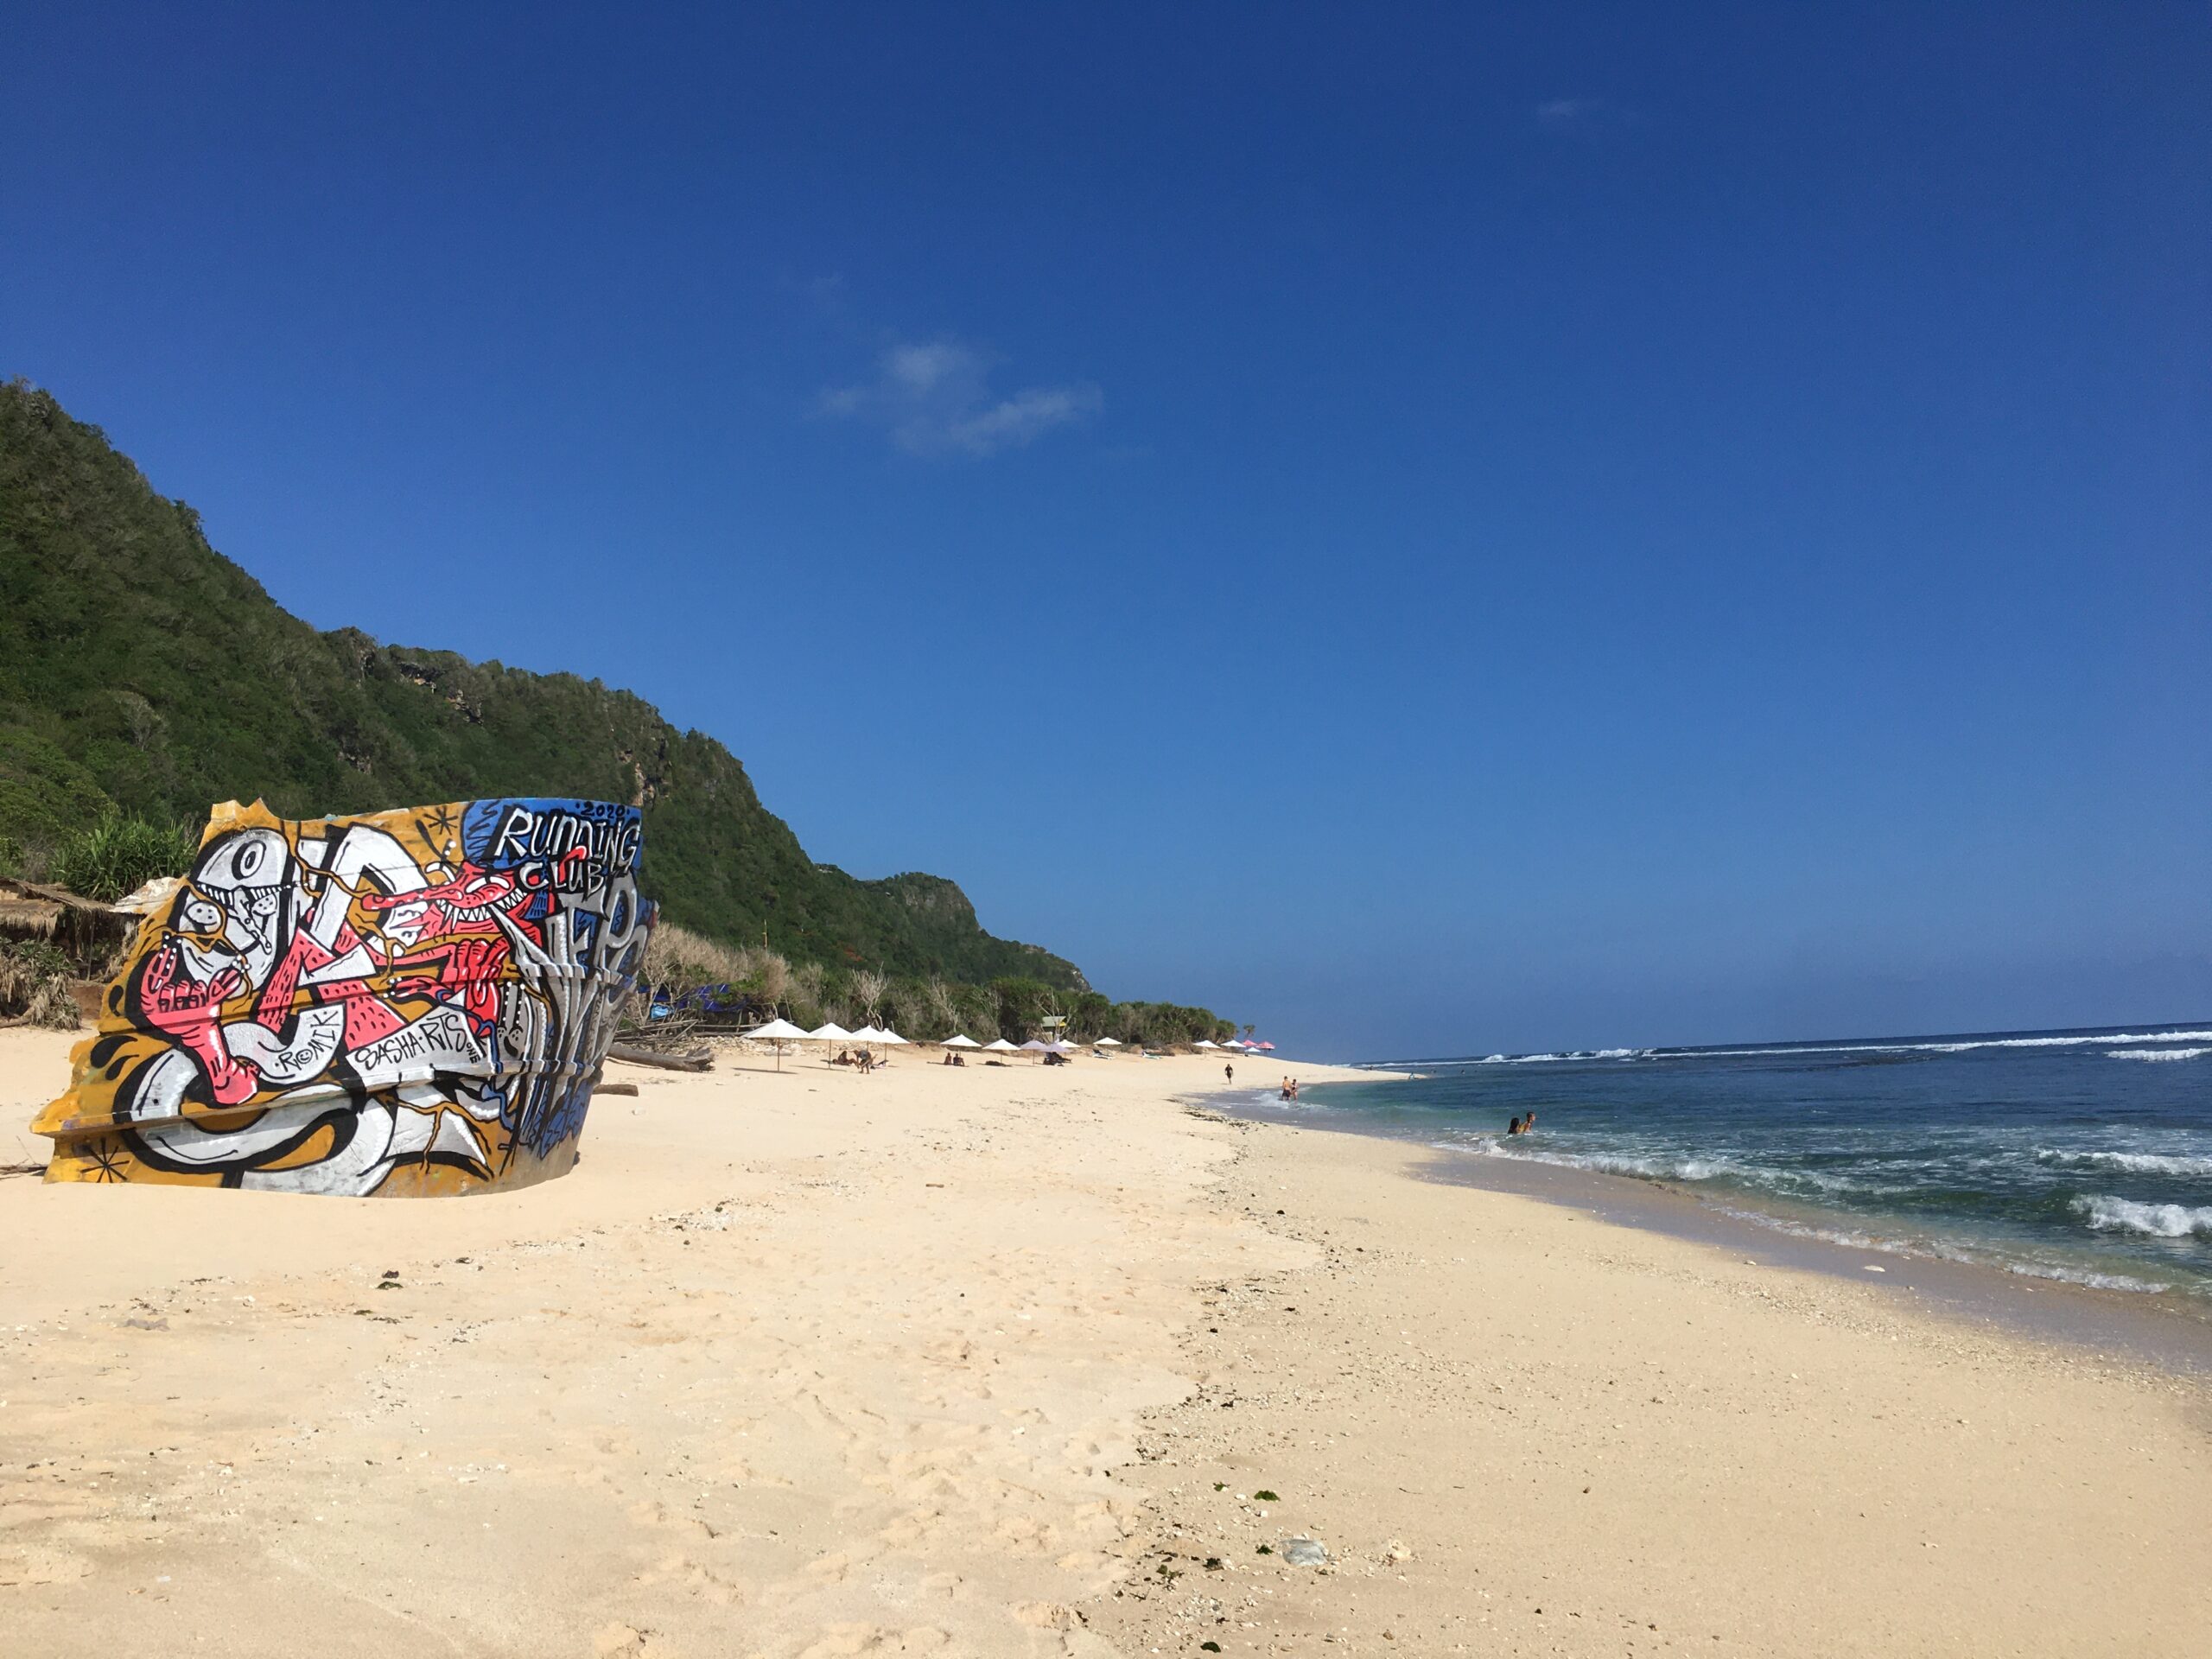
[[1376, 1028, 2212, 1070], [1691, 1029, 2212, 1061], [1420, 1047, 1656, 1066], [2072, 1196, 2212, 1238]]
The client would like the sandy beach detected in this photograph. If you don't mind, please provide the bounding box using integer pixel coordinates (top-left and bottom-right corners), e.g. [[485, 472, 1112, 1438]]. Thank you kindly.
[[3, 1027, 2208, 1656]]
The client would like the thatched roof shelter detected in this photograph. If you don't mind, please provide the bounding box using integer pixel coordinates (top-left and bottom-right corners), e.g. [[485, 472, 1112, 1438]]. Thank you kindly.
[[0, 891, 65, 938], [0, 876, 137, 965]]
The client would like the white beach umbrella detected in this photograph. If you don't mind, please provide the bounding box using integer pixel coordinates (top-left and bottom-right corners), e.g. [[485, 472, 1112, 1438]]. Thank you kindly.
[[808, 1022, 854, 1043], [1194, 1039, 1217, 1049], [879, 1029, 910, 1046], [745, 1016, 810, 1071], [982, 1038, 1019, 1052], [1047, 1039, 1076, 1053], [849, 1024, 887, 1045], [942, 1034, 981, 1048], [1094, 1037, 1122, 1048], [1223, 1039, 1248, 1050]]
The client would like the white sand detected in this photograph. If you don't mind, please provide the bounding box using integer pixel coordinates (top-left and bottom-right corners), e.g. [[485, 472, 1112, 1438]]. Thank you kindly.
[[2, 1027, 2207, 1656]]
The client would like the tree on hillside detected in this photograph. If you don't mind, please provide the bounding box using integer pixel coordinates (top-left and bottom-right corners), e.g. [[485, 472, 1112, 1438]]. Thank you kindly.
[[743, 947, 791, 1013], [925, 976, 957, 1029], [789, 961, 827, 1025], [850, 968, 887, 1027], [990, 976, 1062, 1042]]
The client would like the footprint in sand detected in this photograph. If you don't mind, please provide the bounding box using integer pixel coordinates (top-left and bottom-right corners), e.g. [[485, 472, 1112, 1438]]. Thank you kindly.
[[0, 1542, 98, 1586], [631, 1551, 743, 1606], [794, 1625, 949, 1658]]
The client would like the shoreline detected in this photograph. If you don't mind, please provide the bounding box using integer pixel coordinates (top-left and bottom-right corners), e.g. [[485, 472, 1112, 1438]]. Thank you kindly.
[[1099, 1095, 2212, 1656], [1214, 1090, 2212, 1378]]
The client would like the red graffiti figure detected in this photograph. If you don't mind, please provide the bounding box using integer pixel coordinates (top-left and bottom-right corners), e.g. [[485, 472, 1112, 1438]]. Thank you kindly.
[[139, 946, 261, 1106]]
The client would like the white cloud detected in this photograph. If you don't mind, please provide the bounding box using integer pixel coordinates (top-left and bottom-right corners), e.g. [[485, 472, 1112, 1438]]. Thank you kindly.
[[1537, 97, 1597, 126], [819, 339, 1102, 457]]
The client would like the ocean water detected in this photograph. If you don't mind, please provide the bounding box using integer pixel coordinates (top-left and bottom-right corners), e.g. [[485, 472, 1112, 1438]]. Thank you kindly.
[[1287, 1024, 2212, 1302]]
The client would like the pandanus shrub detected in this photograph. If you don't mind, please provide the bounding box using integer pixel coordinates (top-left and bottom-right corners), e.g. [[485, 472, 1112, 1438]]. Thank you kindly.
[[48, 813, 199, 903]]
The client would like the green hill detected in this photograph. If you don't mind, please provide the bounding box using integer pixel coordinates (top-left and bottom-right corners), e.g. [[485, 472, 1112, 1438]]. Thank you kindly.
[[0, 378, 1090, 994]]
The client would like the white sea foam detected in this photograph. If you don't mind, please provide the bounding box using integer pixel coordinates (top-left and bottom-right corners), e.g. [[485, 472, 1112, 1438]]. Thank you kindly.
[[1999, 1261, 2171, 1294], [1465, 1140, 1738, 1184], [1370, 1028, 2212, 1069], [1781, 1166, 1890, 1195], [1705, 1204, 1907, 1254], [2036, 1148, 2212, 1178], [1713, 1210, 2176, 1291], [1378, 1047, 1658, 1067], [1689, 1029, 2212, 1061], [1464, 1139, 1918, 1199], [2071, 1195, 2212, 1238]]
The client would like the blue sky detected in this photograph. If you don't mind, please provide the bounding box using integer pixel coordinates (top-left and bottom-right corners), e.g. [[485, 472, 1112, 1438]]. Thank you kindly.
[[4, 3, 2206, 1058]]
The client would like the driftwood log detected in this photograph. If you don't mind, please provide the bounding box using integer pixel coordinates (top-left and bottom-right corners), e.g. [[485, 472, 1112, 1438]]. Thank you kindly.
[[594, 1081, 640, 1096], [607, 1042, 714, 1073]]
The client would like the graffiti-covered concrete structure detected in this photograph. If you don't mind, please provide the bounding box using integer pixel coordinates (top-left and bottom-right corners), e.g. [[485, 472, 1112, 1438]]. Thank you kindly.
[[33, 797, 653, 1196]]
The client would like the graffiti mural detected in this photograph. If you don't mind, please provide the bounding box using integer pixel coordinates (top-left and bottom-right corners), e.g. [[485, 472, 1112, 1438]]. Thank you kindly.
[[33, 797, 654, 1197]]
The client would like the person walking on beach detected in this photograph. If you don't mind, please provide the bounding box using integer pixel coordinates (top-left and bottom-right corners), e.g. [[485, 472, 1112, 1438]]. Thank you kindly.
[[1225, 1063, 1234, 1084]]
